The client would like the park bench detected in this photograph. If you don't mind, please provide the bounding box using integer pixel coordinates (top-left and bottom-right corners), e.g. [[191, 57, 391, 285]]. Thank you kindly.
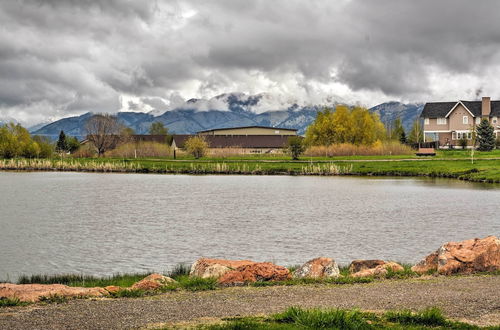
[[415, 147, 436, 156]]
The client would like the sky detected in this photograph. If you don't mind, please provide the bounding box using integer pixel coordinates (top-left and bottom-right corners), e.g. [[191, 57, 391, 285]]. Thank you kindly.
[[2, 0, 500, 125]]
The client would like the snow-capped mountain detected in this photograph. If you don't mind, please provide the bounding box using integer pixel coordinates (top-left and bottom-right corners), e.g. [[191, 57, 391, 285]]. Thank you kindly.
[[31, 93, 425, 139]]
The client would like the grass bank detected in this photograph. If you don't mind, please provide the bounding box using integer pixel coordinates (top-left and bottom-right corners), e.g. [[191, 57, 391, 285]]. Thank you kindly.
[[194, 306, 498, 330], [1, 156, 500, 183]]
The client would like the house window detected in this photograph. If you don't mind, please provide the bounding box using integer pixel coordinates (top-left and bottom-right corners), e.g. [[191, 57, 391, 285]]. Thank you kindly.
[[493, 117, 498, 124], [467, 132, 472, 140], [424, 118, 429, 125], [437, 118, 447, 125], [475, 117, 481, 125], [463, 116, 468, 124], [452, 132, 457, 140]]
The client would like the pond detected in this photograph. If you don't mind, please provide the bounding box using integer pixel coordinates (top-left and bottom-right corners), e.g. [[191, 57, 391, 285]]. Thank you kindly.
[[0, 172, 498, 280]]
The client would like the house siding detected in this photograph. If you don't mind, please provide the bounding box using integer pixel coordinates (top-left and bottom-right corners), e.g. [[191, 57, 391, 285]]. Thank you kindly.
[[448, 104, 474, 131]]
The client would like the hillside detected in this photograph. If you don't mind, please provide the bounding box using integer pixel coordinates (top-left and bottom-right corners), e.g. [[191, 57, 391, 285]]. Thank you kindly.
[[31, 93, 424, 139]]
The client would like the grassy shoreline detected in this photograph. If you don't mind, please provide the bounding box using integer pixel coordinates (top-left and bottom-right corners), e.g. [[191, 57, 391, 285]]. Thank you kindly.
[[1, 156, 500, 183]]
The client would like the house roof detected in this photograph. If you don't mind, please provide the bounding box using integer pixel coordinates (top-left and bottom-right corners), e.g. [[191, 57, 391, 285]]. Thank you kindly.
[[421, 100, 500, 118], [172, 134, 297, 149], [197, 125, 297, 133]]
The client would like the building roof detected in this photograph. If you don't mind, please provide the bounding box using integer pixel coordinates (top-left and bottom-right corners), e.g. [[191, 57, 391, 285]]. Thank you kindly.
[[197, 125, 297, 134], [420, 100, 500, 118], [172, 134, 297, 149]]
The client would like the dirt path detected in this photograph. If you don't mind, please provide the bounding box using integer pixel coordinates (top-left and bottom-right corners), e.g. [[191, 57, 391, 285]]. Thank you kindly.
[[1, 275, 499, 329]]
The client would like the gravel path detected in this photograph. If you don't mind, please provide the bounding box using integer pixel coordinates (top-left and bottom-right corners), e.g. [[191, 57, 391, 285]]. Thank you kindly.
[[1, 275, 499, 329]]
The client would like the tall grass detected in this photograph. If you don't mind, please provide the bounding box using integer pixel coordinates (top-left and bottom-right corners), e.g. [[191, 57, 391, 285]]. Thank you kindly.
[[301, 162, 352, 175], [105, 142, 171, 158], [0, 158, 139, 172], [201, 307, 483, 330], [17, 272, 151, 288], [175, 275, 218, 291], [385, 307, 447, 326], [166, 263, 191, 279], [305, 141, 413, 157], [273, 307, 372, 329]]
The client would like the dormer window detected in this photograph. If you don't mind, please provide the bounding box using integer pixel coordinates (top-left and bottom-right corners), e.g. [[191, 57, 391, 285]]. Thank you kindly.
[[437, 118, 447, 125], [463, 116, 468, 124]]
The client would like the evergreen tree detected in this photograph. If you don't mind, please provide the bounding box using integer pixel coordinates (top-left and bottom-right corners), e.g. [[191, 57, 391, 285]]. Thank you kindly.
[[399, 130, 407, 144], [56, 130, 68, 152], [476, 119, 495, 151]]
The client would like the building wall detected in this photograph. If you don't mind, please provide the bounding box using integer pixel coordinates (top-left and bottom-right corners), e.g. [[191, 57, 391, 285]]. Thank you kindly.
[[200, 127, 296, 136], [207, 147, 284, 155], [448, 104, 475, 131], [424, 118, 449, 131]]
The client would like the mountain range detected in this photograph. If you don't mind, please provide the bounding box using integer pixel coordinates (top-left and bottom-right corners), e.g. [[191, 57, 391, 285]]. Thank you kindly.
[[29, 93, 424, 139]]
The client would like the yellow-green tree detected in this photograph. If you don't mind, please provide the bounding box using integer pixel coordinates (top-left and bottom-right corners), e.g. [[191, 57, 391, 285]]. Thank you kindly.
[[305, 106, 385, 146], [184, 135, 208, 159], [0, 123, 44, 158]]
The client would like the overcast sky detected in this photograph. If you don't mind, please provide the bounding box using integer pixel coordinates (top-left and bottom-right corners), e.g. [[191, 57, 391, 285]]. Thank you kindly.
[[2, 0, 500, 125]]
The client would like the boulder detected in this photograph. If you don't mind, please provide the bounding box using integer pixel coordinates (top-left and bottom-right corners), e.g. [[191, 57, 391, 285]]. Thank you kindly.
[[104, 285, 121, 294], [349, 260, 387, 274], [351, 262, 404, 278], [190, 258, 256, 278], [412, 236, 500, 275], [218, 262, 291, 286], [131, 274, 176, 291], [0, 283, 108, 303], [293, 257, 340, 278]]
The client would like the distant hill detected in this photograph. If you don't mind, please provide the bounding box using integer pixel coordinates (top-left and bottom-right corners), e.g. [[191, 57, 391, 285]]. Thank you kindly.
[[31, 93, 424, 139], [370, 101, 424, 132]]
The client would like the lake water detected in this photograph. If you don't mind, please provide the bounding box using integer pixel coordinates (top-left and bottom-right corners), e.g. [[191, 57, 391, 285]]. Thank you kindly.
[[0, 172, 499, 281]]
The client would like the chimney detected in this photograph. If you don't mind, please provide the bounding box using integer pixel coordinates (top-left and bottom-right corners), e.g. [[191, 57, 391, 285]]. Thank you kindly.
[[482, 97, 491, 117]]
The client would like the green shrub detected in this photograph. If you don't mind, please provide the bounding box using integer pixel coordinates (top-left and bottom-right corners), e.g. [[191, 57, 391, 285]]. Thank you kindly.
[[0, 297, 28, 307]]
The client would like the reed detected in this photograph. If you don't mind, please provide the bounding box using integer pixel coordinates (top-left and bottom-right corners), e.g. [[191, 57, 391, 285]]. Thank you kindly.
[[301, 162, 353, 175], [105, 142, 171, 158], [0, 159, 139, 172], [305, 141, 413, 157]]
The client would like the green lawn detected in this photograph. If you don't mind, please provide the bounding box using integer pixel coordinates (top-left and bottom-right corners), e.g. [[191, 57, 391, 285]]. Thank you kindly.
[[1, 152, 500, 183]]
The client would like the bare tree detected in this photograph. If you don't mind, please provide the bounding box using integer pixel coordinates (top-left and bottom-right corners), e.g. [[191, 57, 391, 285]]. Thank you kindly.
[[85, 114, 123, 157]]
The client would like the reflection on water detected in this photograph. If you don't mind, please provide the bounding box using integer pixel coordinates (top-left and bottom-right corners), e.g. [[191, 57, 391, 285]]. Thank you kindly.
[[0, 172, 498, 280]]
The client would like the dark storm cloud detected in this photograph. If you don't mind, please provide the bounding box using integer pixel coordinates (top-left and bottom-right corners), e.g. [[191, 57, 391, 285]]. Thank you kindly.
[[1, 0, 500, 124]]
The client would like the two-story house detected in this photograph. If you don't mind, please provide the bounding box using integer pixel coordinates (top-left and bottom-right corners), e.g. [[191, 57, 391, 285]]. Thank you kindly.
[[420, 97, 500, 147]]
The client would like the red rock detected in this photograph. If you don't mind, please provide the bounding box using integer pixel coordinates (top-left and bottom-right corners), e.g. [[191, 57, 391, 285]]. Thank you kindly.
[[412, 236, 500, 275], [0, 283, 107, 303], [411, 251, 439, 274], [294, 257, 340, 278], [349, 260, 387, 274], [104, 286, 121, 294], [131, 274, 176, 291], [218, 262, 291, 286], [351, 262, 404, 278], [190, 258, 257, 278]]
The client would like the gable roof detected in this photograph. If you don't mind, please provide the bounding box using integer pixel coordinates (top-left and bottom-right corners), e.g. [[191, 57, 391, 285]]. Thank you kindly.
[[197, 125, 297, 134], [420, 100, 500, 118], [172, 134, 295, 149]]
